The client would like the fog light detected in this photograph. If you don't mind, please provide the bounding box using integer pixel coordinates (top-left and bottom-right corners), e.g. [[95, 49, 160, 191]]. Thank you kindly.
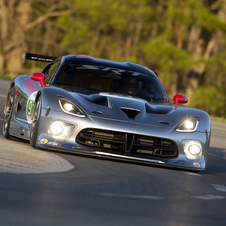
[[50, 123, 63, 135], [188, 144, 201, 155], [182, 140, 202, 160], [48, 121, 76, 141]]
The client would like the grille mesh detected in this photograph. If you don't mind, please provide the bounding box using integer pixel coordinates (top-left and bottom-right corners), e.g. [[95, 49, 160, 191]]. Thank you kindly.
[[77, 129, 178, 158]]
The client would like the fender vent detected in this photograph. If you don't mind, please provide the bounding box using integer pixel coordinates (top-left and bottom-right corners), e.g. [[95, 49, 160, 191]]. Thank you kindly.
[[121, 107, 140, 120], [16, 102, 22, 112]]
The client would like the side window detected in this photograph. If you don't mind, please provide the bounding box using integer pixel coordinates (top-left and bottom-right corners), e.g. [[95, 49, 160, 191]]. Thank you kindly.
[[44, 61, 61, 84], [42, 63, 53, 75]]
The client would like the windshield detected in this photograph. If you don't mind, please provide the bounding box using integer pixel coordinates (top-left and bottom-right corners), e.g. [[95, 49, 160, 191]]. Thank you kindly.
[[56, 64, 168, 103]]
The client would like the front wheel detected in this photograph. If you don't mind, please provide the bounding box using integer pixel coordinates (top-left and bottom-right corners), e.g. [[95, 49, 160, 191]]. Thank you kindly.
[[30, 95, 42, 148], [2, 85, 15, 139]]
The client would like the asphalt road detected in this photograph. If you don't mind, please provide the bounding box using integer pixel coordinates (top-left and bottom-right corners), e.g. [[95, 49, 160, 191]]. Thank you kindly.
[[0, 79, 226, 226]]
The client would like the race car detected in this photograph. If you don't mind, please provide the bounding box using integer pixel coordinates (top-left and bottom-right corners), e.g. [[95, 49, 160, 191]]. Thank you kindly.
[[2, 52, 211, 171]]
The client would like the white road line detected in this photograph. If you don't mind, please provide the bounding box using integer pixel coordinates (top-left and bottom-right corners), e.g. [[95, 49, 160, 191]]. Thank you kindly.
[[95, 192, 164, 200], [212, 126, 226, 131], [184, 172, 202, 177], [192, 194, 226, 200], [212, 184, 226, 192], [0, 94, 6, 98]]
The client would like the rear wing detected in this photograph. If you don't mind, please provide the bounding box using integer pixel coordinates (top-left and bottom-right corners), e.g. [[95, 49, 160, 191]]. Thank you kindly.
[[22, 52, 58, 64]]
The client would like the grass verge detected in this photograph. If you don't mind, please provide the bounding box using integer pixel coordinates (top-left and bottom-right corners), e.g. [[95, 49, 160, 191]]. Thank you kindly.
[[210, 116, 226, 123], [0, 74, 13, 80]]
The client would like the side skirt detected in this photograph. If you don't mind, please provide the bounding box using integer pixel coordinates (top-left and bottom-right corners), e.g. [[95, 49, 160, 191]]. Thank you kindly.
[[9, 116, 31, 141]]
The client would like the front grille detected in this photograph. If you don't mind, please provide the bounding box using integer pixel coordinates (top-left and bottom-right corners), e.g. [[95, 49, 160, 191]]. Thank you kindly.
[[77, 129, 178, 158]]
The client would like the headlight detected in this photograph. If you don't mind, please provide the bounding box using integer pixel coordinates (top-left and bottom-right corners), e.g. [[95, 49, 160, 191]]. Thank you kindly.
[[48, 121, 76, 140], [175, 118, 199, 132], [182, 140, 202, 160], [58, 98, 86, 117]]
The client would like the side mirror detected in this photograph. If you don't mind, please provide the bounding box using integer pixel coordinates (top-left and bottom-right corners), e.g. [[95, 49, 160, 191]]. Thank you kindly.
[[173, 94, 188, 105], [30, 73, 46, 87]]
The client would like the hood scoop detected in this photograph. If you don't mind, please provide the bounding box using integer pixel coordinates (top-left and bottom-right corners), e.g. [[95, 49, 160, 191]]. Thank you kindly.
[[78, 94, 111, 107], [121, 107, 140, 120], [145, 103, 175, 115]]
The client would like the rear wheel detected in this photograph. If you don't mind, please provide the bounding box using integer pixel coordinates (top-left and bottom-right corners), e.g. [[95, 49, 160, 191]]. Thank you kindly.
[[2, 85, 15, 139], [30, 95, 42, 148]]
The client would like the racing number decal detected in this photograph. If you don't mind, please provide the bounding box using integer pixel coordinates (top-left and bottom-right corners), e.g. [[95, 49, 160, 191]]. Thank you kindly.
[[26, 91, 38, 123], [27, 99, 34, 116]]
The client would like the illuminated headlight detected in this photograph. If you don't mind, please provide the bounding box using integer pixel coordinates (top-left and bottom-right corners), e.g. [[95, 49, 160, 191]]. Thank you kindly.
[[59, 98, 86, 117], [64, 103, 74, 112], [176, 118, 199, 132], [183, 140, 202, 160], [48, 121, 76, 141], [49, 123, 63, 135]]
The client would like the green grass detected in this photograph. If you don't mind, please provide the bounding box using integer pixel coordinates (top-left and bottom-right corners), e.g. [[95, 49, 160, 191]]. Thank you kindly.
[[0, 74, 13, 80], [210, 116, 226, 123]]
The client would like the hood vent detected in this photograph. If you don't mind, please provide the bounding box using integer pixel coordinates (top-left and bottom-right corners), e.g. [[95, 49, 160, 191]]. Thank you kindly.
[[145, 103, 175, 115], [121, 107, 140, 120], [159, 121, 170, 125], [79, 94, 111, 108]]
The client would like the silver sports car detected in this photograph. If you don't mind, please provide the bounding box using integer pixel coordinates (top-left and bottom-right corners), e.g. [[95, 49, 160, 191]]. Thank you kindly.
[[3, 52, 211, 171]]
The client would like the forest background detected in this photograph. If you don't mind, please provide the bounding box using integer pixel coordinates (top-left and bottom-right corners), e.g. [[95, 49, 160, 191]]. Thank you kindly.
[[0, 0, 226, 118]]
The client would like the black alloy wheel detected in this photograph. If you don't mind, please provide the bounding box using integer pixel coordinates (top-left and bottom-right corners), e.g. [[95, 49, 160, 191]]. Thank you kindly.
[[2, 85, 15, 139]]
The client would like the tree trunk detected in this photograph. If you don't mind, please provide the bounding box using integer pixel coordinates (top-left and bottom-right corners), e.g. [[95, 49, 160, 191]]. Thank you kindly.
[[0, 0, 31, 77]]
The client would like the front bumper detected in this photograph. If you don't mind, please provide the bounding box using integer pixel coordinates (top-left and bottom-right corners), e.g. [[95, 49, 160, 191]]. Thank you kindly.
[[36, 108, 210, 171]]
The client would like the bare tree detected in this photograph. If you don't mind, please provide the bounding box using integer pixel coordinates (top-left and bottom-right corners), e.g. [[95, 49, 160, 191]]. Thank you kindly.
[[0, 0, 30, 76], [185, 0, 226, 97], [0, 0, 71, 77]]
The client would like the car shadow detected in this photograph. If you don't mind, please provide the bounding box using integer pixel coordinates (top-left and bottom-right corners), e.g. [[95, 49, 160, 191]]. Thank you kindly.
[[1, 132, 225, 175], [201, 146, 226, 174]]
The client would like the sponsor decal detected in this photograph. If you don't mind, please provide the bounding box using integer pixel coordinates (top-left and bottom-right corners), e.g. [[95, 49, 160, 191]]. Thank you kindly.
[[47, 141, 58, 146], [62, 143, 79, 149], [40, 138, 48, 144], [193, 162, 201, 168], [40, 139, 58, 146], [174, 160, 190, 166], [75, 65, 148, 77]]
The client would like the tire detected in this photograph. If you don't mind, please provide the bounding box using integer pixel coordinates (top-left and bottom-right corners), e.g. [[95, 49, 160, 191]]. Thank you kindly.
[[2, 85, 15, 139], [30, 95, 42, 148]]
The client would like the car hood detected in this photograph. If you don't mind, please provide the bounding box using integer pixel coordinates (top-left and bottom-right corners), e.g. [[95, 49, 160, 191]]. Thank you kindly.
[[64, 90, 196, 128], [78, 92, 176, 114]]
